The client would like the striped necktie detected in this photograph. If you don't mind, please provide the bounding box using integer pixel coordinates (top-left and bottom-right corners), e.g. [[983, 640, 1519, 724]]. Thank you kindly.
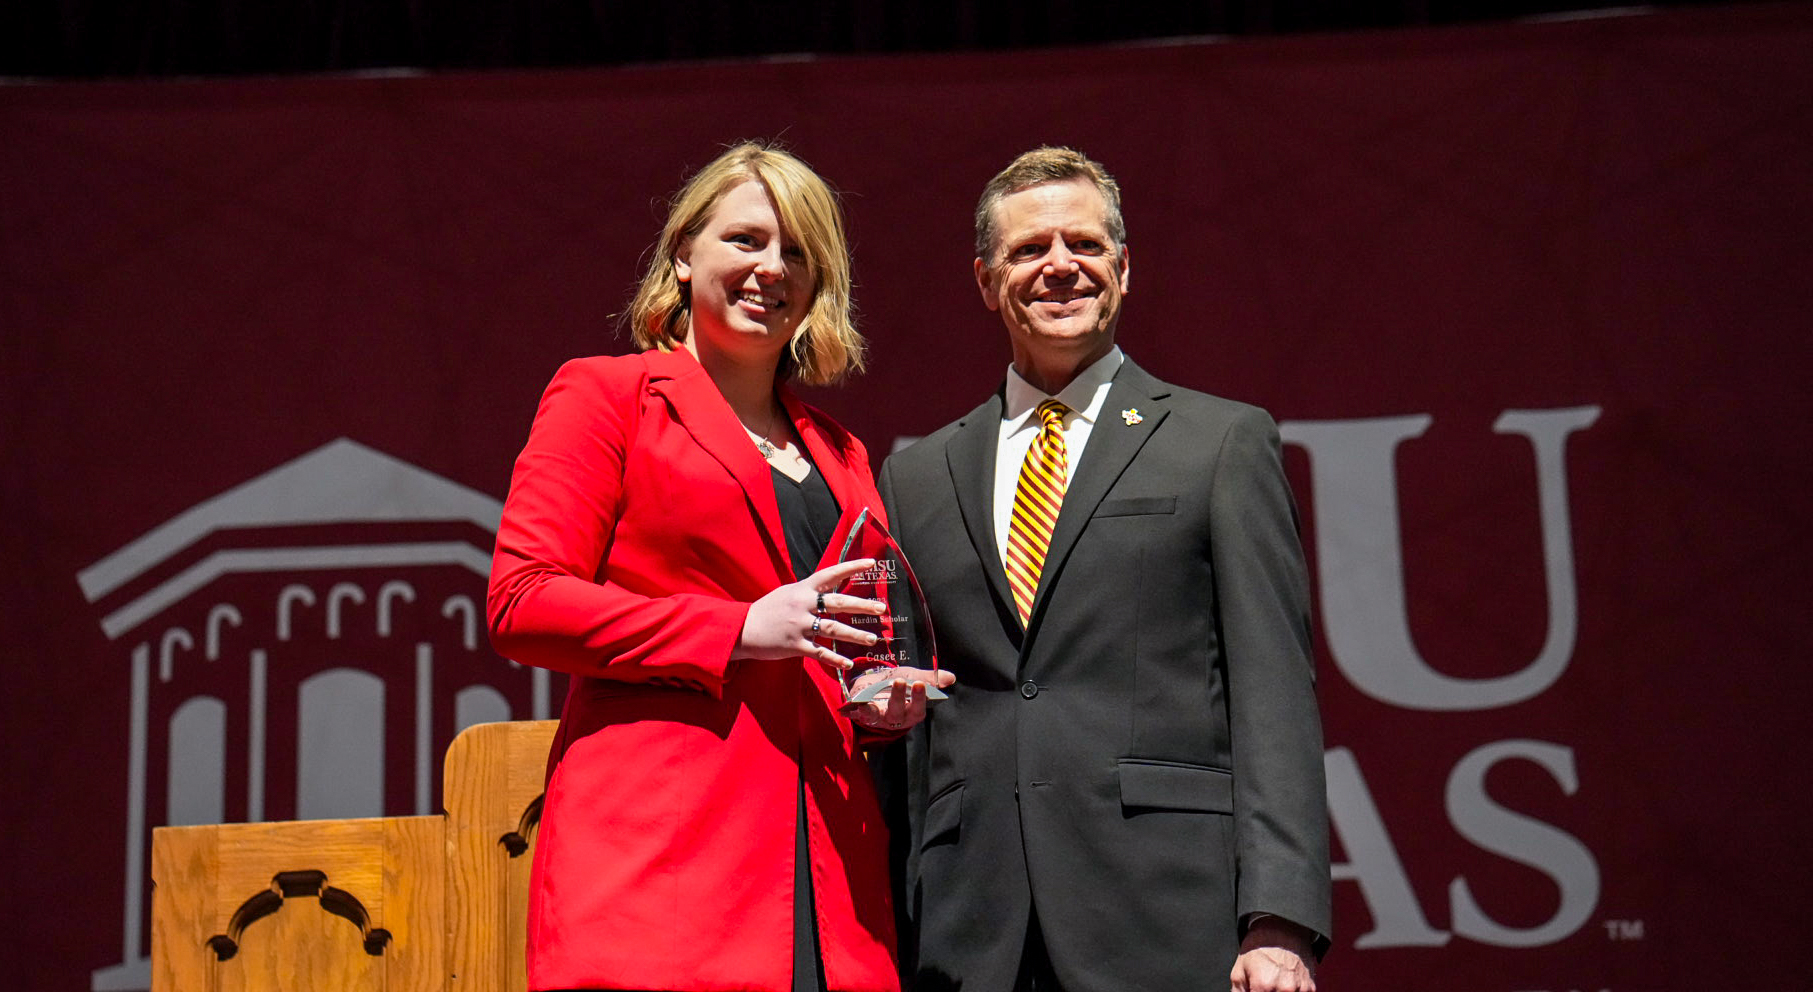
[[1005, 399, 1070, 625]]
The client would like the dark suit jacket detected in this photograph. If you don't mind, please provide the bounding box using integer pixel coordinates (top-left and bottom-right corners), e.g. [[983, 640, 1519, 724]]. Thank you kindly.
[[878, 357, 1330, 992]]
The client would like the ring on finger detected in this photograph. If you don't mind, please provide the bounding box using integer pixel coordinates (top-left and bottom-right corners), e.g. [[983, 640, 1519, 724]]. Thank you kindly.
[[815, 592, 826, 614], [810, 616, 823, 636]]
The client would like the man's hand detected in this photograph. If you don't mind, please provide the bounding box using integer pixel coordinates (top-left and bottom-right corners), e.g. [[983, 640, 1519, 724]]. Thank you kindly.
[[845, 666, 955, 732], [1229, 917, 1318, 992]]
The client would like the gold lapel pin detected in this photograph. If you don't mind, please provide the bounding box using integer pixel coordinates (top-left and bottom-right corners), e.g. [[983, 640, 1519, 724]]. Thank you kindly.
[[1121, 408, 1143, 425]]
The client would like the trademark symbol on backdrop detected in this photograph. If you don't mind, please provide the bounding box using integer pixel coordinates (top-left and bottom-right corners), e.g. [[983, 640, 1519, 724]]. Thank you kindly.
[[1601, 919, 1645, 940]]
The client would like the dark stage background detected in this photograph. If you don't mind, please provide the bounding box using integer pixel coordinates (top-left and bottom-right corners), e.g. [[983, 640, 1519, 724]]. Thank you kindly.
[[0, 0, 1751, 79], [3, 4, 1811, 990]]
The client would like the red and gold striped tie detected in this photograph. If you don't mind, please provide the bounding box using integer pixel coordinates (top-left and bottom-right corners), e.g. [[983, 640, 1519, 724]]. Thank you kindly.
[[1005, 399, 1070, 624]]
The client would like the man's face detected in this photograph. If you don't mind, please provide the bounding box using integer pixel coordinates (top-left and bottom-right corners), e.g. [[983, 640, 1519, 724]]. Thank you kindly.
[[975, 179, 1130, 369]]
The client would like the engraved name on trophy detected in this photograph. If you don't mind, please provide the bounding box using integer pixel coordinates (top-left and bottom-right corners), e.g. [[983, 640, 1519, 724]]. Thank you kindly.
[[822, 507, 947, 705]]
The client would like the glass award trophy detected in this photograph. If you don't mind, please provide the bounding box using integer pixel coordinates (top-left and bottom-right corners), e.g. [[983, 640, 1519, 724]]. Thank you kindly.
[[821, 507, 948, 706]]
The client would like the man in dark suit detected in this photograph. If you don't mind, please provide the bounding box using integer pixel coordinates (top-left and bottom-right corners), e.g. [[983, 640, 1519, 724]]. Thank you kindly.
[[878, 147, 1330, 992]]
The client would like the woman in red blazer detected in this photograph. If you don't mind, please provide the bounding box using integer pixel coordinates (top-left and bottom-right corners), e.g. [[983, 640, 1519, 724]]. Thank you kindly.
[[488, 143, 951, 992]]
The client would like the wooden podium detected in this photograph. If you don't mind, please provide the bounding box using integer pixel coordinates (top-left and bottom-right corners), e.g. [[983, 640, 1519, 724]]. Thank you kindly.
[[150, 720, 558, 992]]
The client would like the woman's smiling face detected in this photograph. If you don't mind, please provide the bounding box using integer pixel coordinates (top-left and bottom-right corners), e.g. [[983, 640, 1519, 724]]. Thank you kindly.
[[675, 178, 814, 363]]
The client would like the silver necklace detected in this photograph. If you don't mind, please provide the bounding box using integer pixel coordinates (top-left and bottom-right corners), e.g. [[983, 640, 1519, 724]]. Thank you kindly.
[[748, 408, 782, 459]]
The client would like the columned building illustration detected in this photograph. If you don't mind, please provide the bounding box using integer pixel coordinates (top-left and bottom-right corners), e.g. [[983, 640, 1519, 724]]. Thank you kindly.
[[79, 439, 547, 991]]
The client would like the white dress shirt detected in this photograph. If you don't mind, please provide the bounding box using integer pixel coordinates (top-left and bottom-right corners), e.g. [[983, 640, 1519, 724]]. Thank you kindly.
[[992, 346, 1125, 566]]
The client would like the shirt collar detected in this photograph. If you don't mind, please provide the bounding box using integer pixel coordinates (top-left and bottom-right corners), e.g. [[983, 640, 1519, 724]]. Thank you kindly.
[[1003, 346, 1125, 430]]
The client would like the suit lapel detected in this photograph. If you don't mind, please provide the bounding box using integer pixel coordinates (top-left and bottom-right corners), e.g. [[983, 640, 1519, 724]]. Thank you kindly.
[[945, 391, 1017, 619], [1026, 359, 1171, 630], [644, 348, 791, 581]]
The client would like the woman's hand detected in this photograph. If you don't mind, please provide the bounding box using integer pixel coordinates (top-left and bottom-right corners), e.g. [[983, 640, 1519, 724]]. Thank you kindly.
[[735, 558, 888, 670], [845, 666, 957, 733]]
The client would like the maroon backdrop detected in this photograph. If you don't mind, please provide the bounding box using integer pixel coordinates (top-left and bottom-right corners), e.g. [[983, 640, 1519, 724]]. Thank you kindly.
[[4, 5, 1810, 990]]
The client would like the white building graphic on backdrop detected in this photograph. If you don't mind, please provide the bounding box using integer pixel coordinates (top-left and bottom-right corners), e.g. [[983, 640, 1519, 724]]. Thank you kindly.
[[79, 439, 547, 991]]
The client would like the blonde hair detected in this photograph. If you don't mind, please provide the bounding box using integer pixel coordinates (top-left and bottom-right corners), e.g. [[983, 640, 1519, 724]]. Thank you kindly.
[[974, 146, 1126, 263], [625, 142, 864, 385]]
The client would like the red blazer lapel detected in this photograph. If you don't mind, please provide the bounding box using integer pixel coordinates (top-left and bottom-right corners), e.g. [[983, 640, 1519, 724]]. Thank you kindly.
[[644, 348, 791, 581], [783, 389, 887, 572], [782, 393, 869, 516]]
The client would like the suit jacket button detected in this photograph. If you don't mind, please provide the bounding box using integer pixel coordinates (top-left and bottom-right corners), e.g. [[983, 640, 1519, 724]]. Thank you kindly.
[[1020, 680, 1039, 699]]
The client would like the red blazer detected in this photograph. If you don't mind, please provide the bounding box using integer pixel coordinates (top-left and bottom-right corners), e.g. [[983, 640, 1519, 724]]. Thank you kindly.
[[488, 348, 900, 992]]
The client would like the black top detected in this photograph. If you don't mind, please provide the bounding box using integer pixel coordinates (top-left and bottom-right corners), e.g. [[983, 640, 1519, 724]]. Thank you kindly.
[[773, 462, 842, 582], [771, 459, 839, 992]]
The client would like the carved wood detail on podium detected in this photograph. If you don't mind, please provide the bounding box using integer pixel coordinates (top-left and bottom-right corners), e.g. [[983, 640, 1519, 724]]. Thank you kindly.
[[445, 719, 557, 992], [498, 794, 544, 858], [207, 869, 391, 960], [151, 720, 558, 992]]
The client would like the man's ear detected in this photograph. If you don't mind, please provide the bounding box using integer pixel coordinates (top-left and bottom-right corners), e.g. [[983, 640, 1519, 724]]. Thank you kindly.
[[1118, 242, 1131, 296], [974, 257, 1001, 312]]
